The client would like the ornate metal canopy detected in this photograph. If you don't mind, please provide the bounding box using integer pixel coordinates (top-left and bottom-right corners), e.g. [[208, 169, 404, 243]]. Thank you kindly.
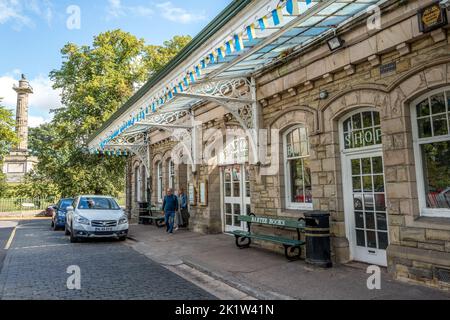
[[90, 0, 385, 172]]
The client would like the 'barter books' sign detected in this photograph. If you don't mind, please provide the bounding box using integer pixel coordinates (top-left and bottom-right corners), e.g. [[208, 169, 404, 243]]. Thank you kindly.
[[418, 2, 448, 33]]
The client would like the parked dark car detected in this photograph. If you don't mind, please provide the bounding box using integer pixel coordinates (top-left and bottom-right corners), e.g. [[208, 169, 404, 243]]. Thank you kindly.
[[51, 198, 74, 231]]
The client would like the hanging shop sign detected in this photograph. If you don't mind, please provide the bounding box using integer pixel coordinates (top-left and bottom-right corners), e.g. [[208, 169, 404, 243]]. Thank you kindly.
[[418, 2, 448, 33]]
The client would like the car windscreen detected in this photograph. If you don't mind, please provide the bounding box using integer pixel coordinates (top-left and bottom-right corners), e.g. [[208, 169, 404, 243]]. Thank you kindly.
[[77, 197, 120, 210], [59, 199, 74, 210]]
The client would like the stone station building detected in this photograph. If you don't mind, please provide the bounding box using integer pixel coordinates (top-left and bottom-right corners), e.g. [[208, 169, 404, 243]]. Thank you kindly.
[[89, 0, 450, 290]]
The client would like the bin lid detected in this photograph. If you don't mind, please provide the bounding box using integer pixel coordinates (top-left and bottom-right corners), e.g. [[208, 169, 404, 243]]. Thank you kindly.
[[303, 210, 330, 218]]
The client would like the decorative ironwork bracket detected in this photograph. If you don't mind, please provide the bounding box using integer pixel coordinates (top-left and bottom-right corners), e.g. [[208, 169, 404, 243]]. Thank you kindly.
[[178, 77, 256, 130], [105, 132, 151, 176]]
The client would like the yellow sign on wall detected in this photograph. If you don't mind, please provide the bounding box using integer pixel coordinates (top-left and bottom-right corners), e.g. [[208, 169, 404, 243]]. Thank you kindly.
[[418, 3, 448, 33]]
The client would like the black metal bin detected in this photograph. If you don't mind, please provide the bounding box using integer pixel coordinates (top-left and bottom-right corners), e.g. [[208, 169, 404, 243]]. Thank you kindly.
[[304, 211, 332, 268]]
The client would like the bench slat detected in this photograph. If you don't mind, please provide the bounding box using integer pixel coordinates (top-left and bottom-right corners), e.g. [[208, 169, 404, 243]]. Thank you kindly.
[[140, 216, 164, 220], [237, 215, 305, 229], [232, 230, 304, 246]]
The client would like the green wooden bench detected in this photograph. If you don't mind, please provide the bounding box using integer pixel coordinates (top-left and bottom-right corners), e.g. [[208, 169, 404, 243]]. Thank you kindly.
[[231, 213, 306, 261]]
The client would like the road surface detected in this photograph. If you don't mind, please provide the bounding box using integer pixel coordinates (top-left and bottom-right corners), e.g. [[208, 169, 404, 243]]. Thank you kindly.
[[0, 219, 215, 300]]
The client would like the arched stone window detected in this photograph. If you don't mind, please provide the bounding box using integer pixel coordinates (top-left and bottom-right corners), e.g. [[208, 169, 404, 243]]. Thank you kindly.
[[411, 87, 450, 217], [283, 125, 312, 209]]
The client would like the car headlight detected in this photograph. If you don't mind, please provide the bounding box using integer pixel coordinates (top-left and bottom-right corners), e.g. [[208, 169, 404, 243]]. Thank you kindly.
[[118, 216, 128, 225], [75, 215, 90, 225]]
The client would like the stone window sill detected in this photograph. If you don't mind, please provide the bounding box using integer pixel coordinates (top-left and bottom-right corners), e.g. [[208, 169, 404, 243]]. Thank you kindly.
[[406, 215, 450, 231]]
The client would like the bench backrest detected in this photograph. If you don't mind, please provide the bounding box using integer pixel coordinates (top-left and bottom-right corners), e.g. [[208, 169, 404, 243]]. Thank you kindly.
[[238, 215, 305, 229]]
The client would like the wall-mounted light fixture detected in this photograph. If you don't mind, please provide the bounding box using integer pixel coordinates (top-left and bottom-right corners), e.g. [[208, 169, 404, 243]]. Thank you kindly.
[[319, 90, 329, 100], [327, 35, 345, 51]]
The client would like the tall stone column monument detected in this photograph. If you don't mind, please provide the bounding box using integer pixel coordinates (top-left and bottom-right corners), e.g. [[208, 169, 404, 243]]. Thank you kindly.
[[2, 75, 38, 184]]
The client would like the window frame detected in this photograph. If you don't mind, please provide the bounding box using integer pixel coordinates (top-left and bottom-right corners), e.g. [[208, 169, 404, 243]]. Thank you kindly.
[[140, 164, 147, 203], [157, 161, 163, 203], [135, 165, 142, 203], [411, 87, 450, 218], [168, 160, 175, 190], [283, 125, 313, 210]]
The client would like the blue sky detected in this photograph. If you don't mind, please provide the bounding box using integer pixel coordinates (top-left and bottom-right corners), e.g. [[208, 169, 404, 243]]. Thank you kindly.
[[0, 0, 232, 126]]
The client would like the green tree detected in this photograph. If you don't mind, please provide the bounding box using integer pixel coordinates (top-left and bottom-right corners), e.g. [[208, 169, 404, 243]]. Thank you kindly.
[[0, 101, 19, 196], [28, 30, 191, 197], [145, 35, 192, 74], [0, 101, 18, 158]]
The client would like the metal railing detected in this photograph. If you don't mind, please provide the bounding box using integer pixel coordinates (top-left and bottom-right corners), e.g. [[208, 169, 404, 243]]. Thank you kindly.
[[0, 196, 127, 216], [0, 197, 58, 216]]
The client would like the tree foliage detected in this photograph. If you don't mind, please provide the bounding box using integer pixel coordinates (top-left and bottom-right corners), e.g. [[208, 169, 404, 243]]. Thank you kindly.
[[145, 35, 192, 74], [0, 101, 18, 159], [26, 30, 191, 198], [0, 101, 19, 195]]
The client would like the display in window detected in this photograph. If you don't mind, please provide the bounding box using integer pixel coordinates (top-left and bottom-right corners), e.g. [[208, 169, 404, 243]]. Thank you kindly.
[[290, 158, 312, 204], [422, 141, 450, 209]]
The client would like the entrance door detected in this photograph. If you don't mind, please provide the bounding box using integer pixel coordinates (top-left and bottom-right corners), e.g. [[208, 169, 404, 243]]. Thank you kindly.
[[222, 165, 251, 233], [344, 153, 389, 266], [341, 110, 388, 266]]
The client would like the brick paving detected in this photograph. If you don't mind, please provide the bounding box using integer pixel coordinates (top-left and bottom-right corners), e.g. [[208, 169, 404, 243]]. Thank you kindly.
[[0, 220, 215, 300]]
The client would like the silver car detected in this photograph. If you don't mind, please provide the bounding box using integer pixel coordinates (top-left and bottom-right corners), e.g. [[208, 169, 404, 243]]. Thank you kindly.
[[65, 196, 129, 243]]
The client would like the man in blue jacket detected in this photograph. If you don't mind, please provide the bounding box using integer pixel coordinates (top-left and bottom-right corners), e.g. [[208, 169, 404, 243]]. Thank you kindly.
[[163, 188, 178, 234]]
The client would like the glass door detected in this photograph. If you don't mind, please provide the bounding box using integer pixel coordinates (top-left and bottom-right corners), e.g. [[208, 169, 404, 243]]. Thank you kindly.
[[346, 153, 389, 266], [222, 165, 250, 233]]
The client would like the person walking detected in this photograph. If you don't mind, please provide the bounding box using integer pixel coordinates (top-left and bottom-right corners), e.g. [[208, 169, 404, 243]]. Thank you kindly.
[[178, 188, 189, 228], [174, 190, 184, 231], [162, 188, 178, 234]]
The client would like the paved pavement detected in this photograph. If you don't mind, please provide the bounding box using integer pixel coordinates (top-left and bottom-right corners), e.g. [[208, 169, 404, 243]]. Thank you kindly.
[[128, 224, 450, 300], [0, 220, 215, 300]]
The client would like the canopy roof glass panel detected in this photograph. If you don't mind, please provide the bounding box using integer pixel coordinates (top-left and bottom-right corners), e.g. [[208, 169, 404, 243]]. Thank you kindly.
[[201, 0, 383, 81]]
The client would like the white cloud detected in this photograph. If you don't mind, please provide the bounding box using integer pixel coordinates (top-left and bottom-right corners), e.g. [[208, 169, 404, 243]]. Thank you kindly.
[[0, 72, 61, 126], [156, 2, 206, 24], [106, 0, 154, 20], [28, 115, 48, 128], [0, 0, 33, 30], [0, 0, 53, 30]]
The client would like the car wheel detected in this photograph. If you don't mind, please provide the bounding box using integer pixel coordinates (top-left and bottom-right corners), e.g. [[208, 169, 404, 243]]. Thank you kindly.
[[118, 236, 127, 241], [70, 227, 78, 243], [65, 224, 70, 236]]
